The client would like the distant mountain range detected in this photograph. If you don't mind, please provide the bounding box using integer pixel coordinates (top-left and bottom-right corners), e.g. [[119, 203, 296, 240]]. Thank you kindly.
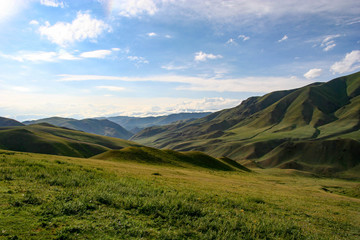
[[23, 117, 133, 140], [106, 112, 212, 133], [21, 112, 211, 140], [132, 71, 360, 175]]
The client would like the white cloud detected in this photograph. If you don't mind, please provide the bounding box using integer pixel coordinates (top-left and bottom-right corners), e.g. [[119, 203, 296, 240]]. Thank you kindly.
[[96, 86, 125, 91], [330, 50, 360, 74], [226, 38, 237, 45], [112, 48, 121, 51], [104, 0, 158, 17], [278, 35, 288, 42], [161, 64, 188, 70], [57, 74, 312, 93], [58, 50, 80, 60], [304, 68, 323, 79], [194, 51, 223, 62], [0, 89, 241, 120], [29, 20, 39, 25], [166, 97, 241, 113], [40, 0, 65, 8], [97, 0, 360, 22], [323, 43, 336, 52], [165, 34, 172, 38], [0, 50, 80, 62], [127, 56, 149, 64], [39, 12, 112, 46], [147, 32, 157, 37], [238, 34, 250, 41], [80, 50, 112, 59], [1, 51, 57, 62], [320, 34, 341, 51]]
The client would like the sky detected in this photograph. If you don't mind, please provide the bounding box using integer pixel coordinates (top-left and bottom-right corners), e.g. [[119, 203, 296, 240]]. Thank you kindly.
[[0, 0, 359, 121]]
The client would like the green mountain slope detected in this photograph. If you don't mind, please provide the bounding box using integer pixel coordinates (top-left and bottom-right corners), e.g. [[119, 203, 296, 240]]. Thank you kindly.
[[0, 117, 24, 127], [91, 146, 249, 172], [0, 124, 139, 158], [107, 112, 211, 133], [132, 71, 360, 174], [24, 117, 133, 139]]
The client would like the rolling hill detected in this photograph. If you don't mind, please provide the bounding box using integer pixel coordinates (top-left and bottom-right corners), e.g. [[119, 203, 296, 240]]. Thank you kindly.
[[0, 122, 247, 172], [0, 123, 139, 158], [24, 117, 133, 139], [107, 112, 211, 133], [0, 117, 24, 127], [132, 71, 360, 175], [92, 146, 250, 172]]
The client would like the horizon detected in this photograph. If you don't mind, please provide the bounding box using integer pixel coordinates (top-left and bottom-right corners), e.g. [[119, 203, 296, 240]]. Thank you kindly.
[[0, 0, 359, 121]]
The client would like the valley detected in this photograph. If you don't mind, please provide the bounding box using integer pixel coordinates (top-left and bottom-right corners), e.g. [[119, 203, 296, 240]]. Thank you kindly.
[[0, 72, 359, 239]]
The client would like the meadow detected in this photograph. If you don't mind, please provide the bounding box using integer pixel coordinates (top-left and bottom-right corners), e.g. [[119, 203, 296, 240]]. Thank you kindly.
[[0, 150, 359, 239]]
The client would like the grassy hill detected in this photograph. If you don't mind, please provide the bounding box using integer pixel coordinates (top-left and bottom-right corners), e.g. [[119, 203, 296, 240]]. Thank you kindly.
[[0, 116, 24, 127], [24, 117, 133, 140], [1, 150, 359, 239], [107, 112, 211, 133], [0, 123, 139, 158], [92, 146, 249, 172], [0, 123, 247, 172], [132, 71, 360, 174]]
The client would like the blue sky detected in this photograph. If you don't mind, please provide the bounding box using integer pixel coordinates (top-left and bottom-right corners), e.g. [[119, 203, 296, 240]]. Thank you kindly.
[[0, 0, 359, 121]]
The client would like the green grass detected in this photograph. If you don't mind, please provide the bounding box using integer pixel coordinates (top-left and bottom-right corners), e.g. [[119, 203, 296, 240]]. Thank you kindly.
[[1, 150, 359, 239]]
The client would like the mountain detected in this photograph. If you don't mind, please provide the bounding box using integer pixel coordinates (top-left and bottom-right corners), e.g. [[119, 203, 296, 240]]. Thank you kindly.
[[107, 112, 212, 133], [0, 117, 24, 127], [0, 123, 139, 158], [23, 117, 133, 139], [131, 71, 360, 175]]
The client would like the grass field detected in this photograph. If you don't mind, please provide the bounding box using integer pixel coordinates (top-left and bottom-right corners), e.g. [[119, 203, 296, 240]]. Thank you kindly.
[[1, 150, 359, 239]]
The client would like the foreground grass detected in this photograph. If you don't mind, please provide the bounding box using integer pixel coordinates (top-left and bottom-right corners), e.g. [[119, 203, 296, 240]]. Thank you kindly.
[[0, 151, 359, 239]]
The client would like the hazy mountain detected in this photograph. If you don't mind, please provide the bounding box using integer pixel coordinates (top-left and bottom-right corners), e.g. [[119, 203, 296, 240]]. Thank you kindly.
[[0, 117, 24, 127], [107, 112, 212, 133], [23, 117, 133, 140], [131, 71, 360, 174], [0, 123, 139, 158]]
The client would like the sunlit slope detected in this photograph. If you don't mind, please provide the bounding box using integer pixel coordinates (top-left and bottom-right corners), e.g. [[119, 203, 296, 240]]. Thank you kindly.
[[91, 146, 249, 172], [132, 72, 360, 165], [0, 123, 140, 158]]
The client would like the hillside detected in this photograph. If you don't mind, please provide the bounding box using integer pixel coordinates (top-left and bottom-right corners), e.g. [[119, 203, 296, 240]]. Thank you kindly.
[[132, 71, 360, 174], [0, 123, 139, 158], [0, 117, 24, 127], [107, 112, 211, 133], [24, 117, 133, 139], [2, 150, 359, 239], [92, 146, 249, 172]]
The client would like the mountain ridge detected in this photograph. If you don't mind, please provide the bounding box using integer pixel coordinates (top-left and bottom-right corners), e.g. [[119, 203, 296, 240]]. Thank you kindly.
[[106, 112, 212, 133], [131, 71, 360, 174], [24, 117, 133, 140]]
